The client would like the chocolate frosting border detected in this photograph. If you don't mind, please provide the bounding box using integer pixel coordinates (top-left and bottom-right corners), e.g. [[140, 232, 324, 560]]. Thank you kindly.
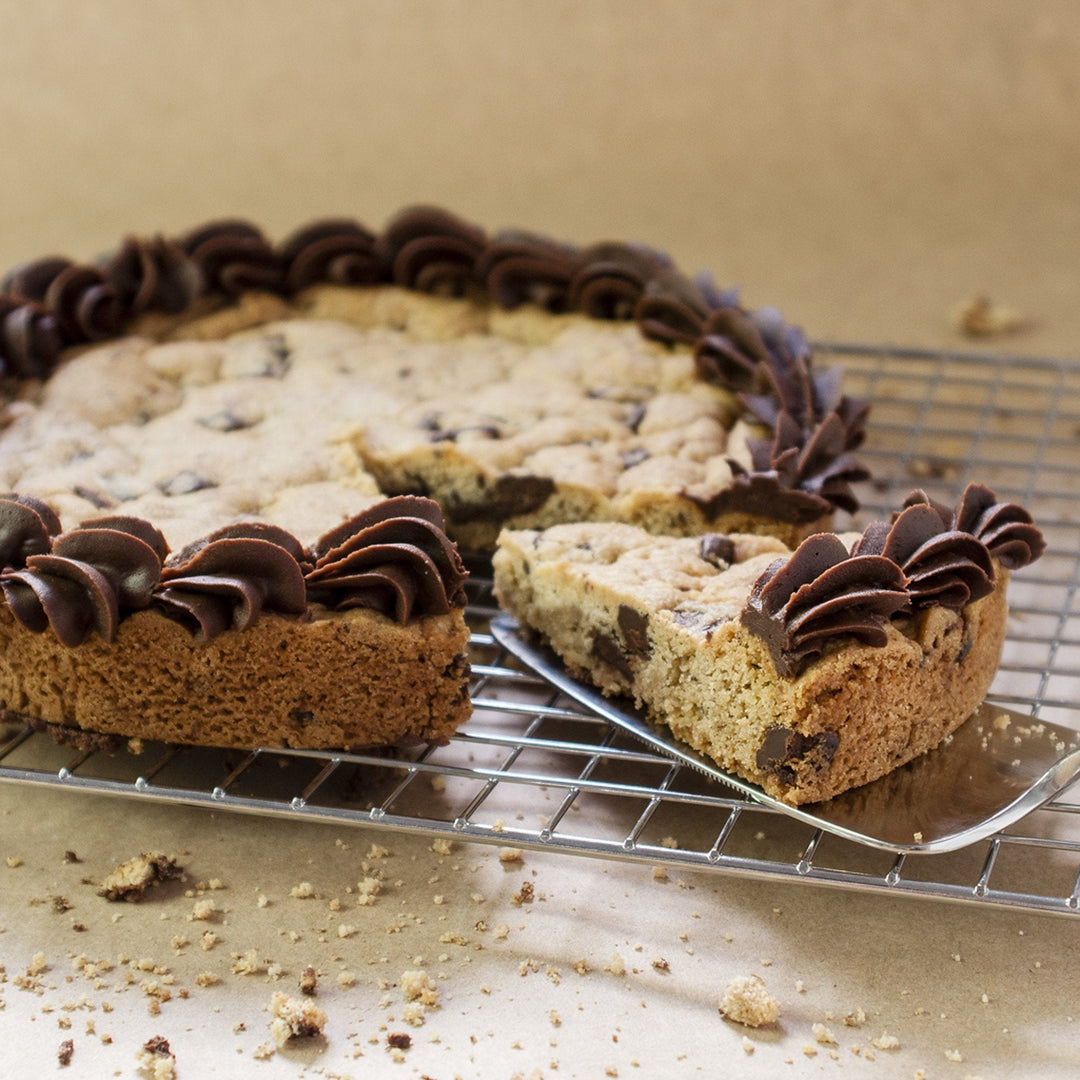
[[0, 205, 868, 522], [0, 492, 468, 648], [740, 482, 1045, 678]]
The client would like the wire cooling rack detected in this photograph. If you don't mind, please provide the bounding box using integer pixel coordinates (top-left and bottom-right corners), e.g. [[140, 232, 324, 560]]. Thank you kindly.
[[1, 342, 1079, 917]]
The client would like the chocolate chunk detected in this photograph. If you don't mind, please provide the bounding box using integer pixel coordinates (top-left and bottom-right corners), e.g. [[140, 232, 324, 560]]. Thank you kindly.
[[449, 474, 555, 522], [158, 471, 216, 496], [591, 631, 633, 679], [142, 1036, 173, 1058], [755, 725, 839, 783], [699, 532, 735, 568], [619, 447, 650, 469], [617, 604, 650, 657]]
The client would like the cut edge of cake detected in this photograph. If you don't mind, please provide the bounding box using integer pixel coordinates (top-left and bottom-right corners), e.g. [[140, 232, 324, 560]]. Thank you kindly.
[[0, 492, 472, 753], [492, 484, 1045, 805], [0, 206, 871, 555]]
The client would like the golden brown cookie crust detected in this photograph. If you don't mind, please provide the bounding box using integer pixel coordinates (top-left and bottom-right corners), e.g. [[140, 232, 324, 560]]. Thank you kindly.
[[493, 523, 1007, 805], [0, 602, 470, 752]]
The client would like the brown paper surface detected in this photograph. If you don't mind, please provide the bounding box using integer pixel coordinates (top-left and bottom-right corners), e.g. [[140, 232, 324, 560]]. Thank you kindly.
[[2, 3, 1078, 1076]]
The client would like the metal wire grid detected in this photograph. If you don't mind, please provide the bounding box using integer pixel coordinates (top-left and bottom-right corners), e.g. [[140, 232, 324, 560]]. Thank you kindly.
[[1, 343, 1079, 917]]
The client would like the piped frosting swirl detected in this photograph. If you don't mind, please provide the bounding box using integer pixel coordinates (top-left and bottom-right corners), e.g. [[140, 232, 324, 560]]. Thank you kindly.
[[0, 205, 866, 519], [741, 482, 1045, 677], [0, 494, 468, 648], [741, 534, 910, 678], [305, 496, 469, 621], [0, 517, 163, 647], [156, 524, 309, 640]]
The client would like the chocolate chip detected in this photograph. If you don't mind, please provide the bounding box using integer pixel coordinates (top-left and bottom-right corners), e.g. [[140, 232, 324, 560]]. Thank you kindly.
[[624, 403, 647, 432], [591, 631, 633, 679], [158, 471, 216, 496], [429, 424, 500, 442], [197, 410, 252, 432], [756, 726, 839, 782], [620, 447, 650, 469], [672, 610, 704, 629], [255, 333, 291, 378], [617, 604, 650, 657], [956, 633, 974, 664], [699, 533, 736, 568], [73, 485, 116, 510]]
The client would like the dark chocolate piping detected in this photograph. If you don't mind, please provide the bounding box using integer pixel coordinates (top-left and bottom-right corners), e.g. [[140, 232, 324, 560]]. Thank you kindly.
[[0, 206, 866, 516], [0, 493, 468, 647], [740, 482, 1045, 678]]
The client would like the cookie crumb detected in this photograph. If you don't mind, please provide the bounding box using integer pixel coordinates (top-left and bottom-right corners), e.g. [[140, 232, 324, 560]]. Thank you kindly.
[[719, 974, 780, 1027], [843, 1006, 866, 1027], [189, 897, 215, 921], [136, 1035, 176, 1079], [605, 953, 627, 977], [99, 852, 182, 902], [952, 295, 1032, 338], [871, 1032, 900, 1050], [400, 968, 439, 1006], [268, 991, 327, 1046], [58, 1039, 74, 1066], [298, 965, 318, 995]]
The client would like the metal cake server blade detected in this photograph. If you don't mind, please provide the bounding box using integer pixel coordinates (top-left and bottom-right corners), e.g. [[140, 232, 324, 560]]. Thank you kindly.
[[490, 614, 1080, 854]]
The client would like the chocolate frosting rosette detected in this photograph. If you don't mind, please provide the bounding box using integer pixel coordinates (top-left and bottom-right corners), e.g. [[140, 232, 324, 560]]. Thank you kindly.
[[304, 496, 469, 624], [740, 482, 1046, 678]]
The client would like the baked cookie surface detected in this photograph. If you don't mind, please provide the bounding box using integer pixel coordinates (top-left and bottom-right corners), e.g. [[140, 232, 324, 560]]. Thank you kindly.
[[1, 207, 870, 553], [492, 485, 1044, 804], [0, 208, 1045, 787]]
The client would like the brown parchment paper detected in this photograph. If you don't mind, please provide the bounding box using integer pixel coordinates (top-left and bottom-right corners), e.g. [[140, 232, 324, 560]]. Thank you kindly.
[[2, 3, 1079, 1077]]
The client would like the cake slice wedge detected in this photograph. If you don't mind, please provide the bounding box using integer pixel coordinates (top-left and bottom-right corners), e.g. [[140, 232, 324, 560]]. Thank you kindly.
[[0, 493, 471, 753], [492, 485, 1044, 805]]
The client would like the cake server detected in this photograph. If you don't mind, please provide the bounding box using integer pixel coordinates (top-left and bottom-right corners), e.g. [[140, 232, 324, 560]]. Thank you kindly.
[[490, 614, 1080, 854]]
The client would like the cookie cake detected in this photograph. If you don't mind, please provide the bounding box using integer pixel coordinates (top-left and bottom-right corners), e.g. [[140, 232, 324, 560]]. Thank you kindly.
[[0, 206, 1044, 801]]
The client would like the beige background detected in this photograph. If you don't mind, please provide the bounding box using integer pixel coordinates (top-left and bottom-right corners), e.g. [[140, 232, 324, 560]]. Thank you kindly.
[[2, 3, 1079, 1078], [2, 0, 1079, 354]]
